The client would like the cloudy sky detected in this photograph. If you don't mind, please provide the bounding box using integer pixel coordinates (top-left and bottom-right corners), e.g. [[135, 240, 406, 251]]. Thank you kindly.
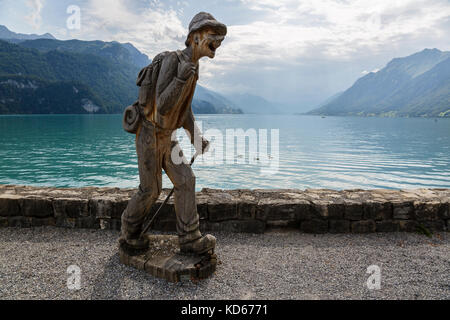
[[1, 0, 449, 112]]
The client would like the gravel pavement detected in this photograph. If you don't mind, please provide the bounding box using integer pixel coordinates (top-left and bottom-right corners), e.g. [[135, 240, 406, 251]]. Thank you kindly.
[[0, 227, 449, 300]]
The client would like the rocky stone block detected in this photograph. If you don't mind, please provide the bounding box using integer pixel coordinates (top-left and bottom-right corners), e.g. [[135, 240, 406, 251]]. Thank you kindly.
[[0, 194, 21, 217], [329, 220, 350, 233], [344, 202, 364, 220], [393, 202, 414, 220], [438, 202, 449, 220], [203, 192, 239, 222], [266, 220, 300, 229], [258, 199, 303, 222], [0, 217, 9, 227], [375, 220, 399, 232], [310, 201, 344, 219], [20, 197, 53, 218], [351, 220, 376, 233], [53, 198, 89, 219], [398, 220, 418, 232], [203, 219, 265, 233], [89, 198, 113, 219], [237, 202, 256, 220], [56, 217, 76, 228], [98, 218, 111, 230], [31, 217, 56, 227], [295, 201, 314, 220], [8, 216, 32, 228], [413, 201, 439, 221], [327, 202, 346, 219], [97, 218, 120, 231], [300, 219, 328, 234], [208, 202, 238, 221], [75, 217, 98, 229], [420, 220, 446, 232], [363, 201, 393, 220]]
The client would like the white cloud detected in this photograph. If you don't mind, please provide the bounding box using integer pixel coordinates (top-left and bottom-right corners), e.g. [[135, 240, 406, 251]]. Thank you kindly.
[[25, 0, 44, 29], [68, 0, 186, 58], [197, 0, 450, 98], [220, 0, 450, 62], [51, 0, 449, 108], [362, 68, 380, 75]]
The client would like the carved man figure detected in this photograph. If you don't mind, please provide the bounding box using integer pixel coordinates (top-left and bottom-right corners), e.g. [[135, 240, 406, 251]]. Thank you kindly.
[[120, 12, 227, 255]]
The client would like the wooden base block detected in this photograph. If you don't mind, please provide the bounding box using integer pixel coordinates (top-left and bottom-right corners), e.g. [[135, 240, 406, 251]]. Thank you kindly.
[[119, 234, 217, 283]]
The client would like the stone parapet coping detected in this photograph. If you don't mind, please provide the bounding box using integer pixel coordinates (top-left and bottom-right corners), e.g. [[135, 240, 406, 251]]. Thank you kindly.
[[0, 185, 448, 233]]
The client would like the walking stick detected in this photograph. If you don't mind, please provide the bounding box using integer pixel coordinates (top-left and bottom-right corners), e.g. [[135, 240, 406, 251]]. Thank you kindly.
[[139, 151, 200, 238]]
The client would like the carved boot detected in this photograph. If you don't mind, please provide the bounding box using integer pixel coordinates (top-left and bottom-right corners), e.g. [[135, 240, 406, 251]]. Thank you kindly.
[[179, 230, 216, 255], [119, 231, 149, 256]]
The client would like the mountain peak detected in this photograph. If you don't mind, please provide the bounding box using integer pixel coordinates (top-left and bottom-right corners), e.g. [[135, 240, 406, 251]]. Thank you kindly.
[[0, 25, 55, 40], [421, 48, 441, 53], [383, 47, 449, 78], [308, 48, 450, 118]]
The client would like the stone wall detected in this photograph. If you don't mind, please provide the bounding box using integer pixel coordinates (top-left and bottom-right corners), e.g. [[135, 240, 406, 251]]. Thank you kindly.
[[0, 185, 448, 234]]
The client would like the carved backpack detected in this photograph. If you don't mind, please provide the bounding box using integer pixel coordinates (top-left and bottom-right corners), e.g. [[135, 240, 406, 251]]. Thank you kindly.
[[122, 51, 171, 134]]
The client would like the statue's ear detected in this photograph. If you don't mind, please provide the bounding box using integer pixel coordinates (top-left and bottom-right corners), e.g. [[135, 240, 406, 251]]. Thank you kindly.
[[194, 34, 200, 45]]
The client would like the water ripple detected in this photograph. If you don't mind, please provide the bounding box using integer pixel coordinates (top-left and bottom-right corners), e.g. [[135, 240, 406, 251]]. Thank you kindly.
[[1, 114, 449, 190]]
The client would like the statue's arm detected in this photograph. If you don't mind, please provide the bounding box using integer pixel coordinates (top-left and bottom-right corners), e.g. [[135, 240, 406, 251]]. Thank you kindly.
[[183, 108, 209, 154], [183, 108, 200, 145], [156, 53, 189, 115]]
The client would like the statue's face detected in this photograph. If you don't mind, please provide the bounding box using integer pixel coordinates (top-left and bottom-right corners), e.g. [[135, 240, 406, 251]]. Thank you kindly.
[[192, 29, 225, 59]]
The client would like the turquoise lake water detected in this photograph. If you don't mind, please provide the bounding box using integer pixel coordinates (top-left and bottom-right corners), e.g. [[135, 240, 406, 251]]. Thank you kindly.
[[0, 114, 449, 190]]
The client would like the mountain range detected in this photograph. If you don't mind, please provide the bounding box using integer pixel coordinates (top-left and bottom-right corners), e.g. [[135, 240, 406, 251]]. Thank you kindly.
[[0, 25, 242, 114], [0, 25, 55, 41], [0, 38, 139, 113], [195, 88, 282, 114], [228, 93, 281, 114], [2, 25, 448, 117], [309, 48, 450, 117]]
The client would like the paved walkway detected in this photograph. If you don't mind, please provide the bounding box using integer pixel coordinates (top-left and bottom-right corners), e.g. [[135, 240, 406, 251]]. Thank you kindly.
[[0, 227, 448, 299]]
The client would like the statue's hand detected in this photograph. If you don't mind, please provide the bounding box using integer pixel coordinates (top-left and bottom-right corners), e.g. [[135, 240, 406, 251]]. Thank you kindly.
[[202, 138, 210, 154], [196, 137, 210, 155], [177, 61, 197, 81]]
